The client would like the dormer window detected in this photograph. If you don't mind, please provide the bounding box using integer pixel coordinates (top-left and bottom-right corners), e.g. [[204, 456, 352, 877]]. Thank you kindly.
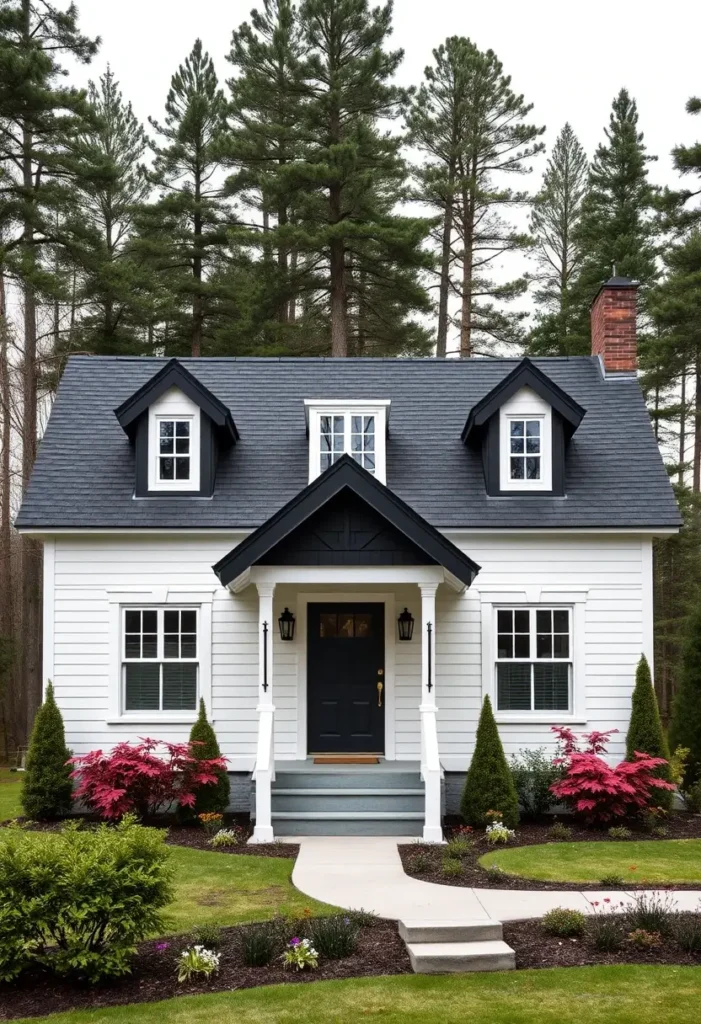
[[305, 400, 390, 484], [148, 389, 201, 492], [158, 419, 191, 482], [499, 389, 552, 491]]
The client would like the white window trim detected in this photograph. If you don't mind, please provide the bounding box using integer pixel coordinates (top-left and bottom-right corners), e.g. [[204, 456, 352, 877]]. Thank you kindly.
[[479, 587, 587, 724], [148, 389, 201, 492], [304, 399, 390, 484], [106, 589, 213, 724], [499, 393, 552, 492]]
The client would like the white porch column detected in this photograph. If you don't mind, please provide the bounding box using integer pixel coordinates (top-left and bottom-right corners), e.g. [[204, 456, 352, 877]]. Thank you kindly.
[[250, 582, 276, 843], [419, 583, 442, 842]]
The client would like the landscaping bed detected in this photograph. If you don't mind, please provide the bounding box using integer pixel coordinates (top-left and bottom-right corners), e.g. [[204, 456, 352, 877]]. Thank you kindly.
[[0, 919, 410, 1021], [399, 814, 701, 891], [164, 825, 299, 859], [505, 916, 701, 969]]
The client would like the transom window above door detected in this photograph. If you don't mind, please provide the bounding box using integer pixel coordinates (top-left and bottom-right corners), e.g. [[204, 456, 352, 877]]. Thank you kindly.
[[305, 400, 390, 483], [495, 607, 572, 713]]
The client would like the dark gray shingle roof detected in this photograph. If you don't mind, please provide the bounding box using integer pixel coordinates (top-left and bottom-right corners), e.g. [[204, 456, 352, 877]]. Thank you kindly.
[[15, 355, 681, 530]]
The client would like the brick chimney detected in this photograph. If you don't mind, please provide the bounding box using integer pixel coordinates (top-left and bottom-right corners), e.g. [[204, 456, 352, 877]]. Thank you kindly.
[[591, 277, 639, 374]]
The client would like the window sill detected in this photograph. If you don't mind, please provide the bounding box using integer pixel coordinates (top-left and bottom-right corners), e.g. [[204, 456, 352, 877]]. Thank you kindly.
[[495, 716, 586, 725], [106, 716, 198, 726]]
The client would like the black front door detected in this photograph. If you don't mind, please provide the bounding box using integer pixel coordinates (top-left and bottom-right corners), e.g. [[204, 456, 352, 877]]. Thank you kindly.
[[307, 603, 385, 753]]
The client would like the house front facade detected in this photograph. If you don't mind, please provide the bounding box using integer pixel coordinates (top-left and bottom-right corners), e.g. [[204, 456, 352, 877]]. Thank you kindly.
[[15, 278, 681, 841]]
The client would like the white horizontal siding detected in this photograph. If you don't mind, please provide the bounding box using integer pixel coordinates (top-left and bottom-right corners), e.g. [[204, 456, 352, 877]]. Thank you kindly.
[[48, 531, 651, 770]]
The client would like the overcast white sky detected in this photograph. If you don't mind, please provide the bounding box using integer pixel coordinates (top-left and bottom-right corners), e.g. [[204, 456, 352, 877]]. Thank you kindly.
[[68, 0, 701, 354], [73, 0, 700, 186]]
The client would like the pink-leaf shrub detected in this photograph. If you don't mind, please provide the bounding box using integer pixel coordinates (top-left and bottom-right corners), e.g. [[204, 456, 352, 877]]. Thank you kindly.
[[549, 726, 674, 823], [69, 738, 228, 820]]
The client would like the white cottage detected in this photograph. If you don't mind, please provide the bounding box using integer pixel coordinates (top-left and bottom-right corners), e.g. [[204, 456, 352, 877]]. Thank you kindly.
[[16, 277, 681, 841]]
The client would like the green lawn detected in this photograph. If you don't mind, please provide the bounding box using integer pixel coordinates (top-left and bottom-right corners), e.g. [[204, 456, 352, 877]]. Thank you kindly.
[[163, 846, 336, 933], [13, 966, 701, 1024], [481, 838, 701, 884], [0, 768, 22, 821]]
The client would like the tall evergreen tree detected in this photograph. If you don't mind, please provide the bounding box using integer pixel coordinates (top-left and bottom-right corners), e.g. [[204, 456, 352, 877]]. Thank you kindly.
[[69, 68, 151, 355], [567, 89, 658, 353], [225, 0, 306, 341], [143, 39, 233, 357], [284, 0, 431, 356], [0, 0, 99, 737], [188, 698, 230, 815], [410, 37, 544, 358], [670, 603, 701, 789], [21, 681, 72, 819], [527, 123, 588, 355]]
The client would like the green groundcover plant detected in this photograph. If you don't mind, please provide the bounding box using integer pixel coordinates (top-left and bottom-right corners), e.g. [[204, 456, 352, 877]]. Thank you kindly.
[[0, 816, 174, 983]]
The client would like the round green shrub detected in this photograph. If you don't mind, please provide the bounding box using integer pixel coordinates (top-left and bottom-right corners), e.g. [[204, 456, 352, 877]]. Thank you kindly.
[[541, 907, 586, 938]]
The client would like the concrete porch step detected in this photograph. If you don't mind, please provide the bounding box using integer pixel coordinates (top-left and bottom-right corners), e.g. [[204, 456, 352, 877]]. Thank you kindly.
[[272, 790, 424, 813], [399, 920, 504, 944], [271, 769, 422, 790], [271, 810, 423, 836], [406, 939, 516, 974]]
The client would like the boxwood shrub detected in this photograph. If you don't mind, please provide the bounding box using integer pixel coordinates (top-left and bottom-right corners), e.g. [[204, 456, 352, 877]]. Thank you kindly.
[[0, 815, 173, 982]]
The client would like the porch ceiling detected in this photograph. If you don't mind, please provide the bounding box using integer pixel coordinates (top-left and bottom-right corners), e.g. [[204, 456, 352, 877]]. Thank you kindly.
[[212, 455, 480, 591]]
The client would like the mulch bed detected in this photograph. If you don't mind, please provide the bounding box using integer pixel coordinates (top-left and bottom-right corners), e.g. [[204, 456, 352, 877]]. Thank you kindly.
[[399, 813, 701, 891], [0, 920, 411, 1021], [504, 916, 701, 970]]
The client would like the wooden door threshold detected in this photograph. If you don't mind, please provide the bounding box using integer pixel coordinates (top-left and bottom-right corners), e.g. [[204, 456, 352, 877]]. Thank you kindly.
[[312, 755, 380, 765]]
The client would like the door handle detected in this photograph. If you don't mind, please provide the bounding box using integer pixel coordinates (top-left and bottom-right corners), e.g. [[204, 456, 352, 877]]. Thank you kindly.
[[377, 681, 384, 707]]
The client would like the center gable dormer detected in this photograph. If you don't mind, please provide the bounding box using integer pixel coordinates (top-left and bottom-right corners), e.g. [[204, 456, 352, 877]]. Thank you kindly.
[[462, 359, 585, 498], [114, 359, 238, 498]]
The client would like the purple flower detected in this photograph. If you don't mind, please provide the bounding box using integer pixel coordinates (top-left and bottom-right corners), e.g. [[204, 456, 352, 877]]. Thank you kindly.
[[289, 937, 300, 946], [343, 917, 351, 926], [155, 942, 170, 951]]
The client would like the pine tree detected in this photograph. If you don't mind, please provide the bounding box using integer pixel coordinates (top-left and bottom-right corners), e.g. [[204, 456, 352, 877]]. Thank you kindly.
[[225, 0, 306, 342], [21, 681, 72, 819], [567, 89, 658, 353], [143, 39, 233, 357], [188, 698, 230, 815], [528, 123, 588, 356], [410, 37, 544, 358], [68, 68, 152, 355], [670, 604, 701, 788], [461, 695, 519, 828], [284, 0, 431, 357], [0, 0, 99, 739]]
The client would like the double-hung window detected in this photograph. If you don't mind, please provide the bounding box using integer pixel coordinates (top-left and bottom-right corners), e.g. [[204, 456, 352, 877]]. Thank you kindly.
[[122, 608, 198, 712], [158, 419, 191, 482], [508, 419, 541, 481], [496, 607, 571, 712]]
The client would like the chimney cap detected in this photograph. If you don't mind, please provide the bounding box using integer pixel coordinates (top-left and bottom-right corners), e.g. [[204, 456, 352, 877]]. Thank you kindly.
[[591, 276, 640, 308]]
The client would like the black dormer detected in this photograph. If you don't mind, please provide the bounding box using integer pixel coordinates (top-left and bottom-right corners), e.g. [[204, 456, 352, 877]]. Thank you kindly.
[[462, 359, 585, 497], [114, 359, 238, 498]]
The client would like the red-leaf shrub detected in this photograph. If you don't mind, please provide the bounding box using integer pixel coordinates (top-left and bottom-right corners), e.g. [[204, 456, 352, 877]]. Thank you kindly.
[[549, 726, 675, 823], [69, 738, 228, 820]]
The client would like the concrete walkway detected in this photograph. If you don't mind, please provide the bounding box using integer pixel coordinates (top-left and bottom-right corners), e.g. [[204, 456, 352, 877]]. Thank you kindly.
[[290, 836, 701, 923]]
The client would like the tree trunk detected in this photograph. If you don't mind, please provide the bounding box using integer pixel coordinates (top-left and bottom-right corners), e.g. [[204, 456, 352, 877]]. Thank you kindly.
[[679, 366, 686, 488], [329, 179, 346, 357], [277, 203, 288, 325], [459, 185, 474, 359], [288, 247, 297, 323], [694, 352, 701, 493], [192, 170, 203, 358], [436, 161, 455, 359], [0, 273, 17, 755]]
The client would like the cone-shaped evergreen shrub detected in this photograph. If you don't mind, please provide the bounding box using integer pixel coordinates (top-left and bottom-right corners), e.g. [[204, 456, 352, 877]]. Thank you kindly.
[[670, 606, 701, 789], [461, 695, 519, 828], [21, 681, 73, 820], [626, 655, 672, 807], [189, 698, 230, 815]]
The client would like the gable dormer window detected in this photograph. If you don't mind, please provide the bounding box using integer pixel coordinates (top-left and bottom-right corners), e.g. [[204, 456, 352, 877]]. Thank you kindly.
[[305, 400, 390, 484], [499, 388, 552, 491], [148, 388, 201, 492]]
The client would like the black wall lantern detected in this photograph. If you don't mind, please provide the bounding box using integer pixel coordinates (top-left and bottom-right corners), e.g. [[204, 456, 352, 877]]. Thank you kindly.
[[278, 607, 296, 642], [397, 607, 415, 642]]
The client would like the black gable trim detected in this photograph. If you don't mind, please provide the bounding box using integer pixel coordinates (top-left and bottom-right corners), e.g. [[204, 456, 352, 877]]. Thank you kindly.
[[213, 454, 481, 588], [114, 358, 238, 445], [462, 358, 586, 442]]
